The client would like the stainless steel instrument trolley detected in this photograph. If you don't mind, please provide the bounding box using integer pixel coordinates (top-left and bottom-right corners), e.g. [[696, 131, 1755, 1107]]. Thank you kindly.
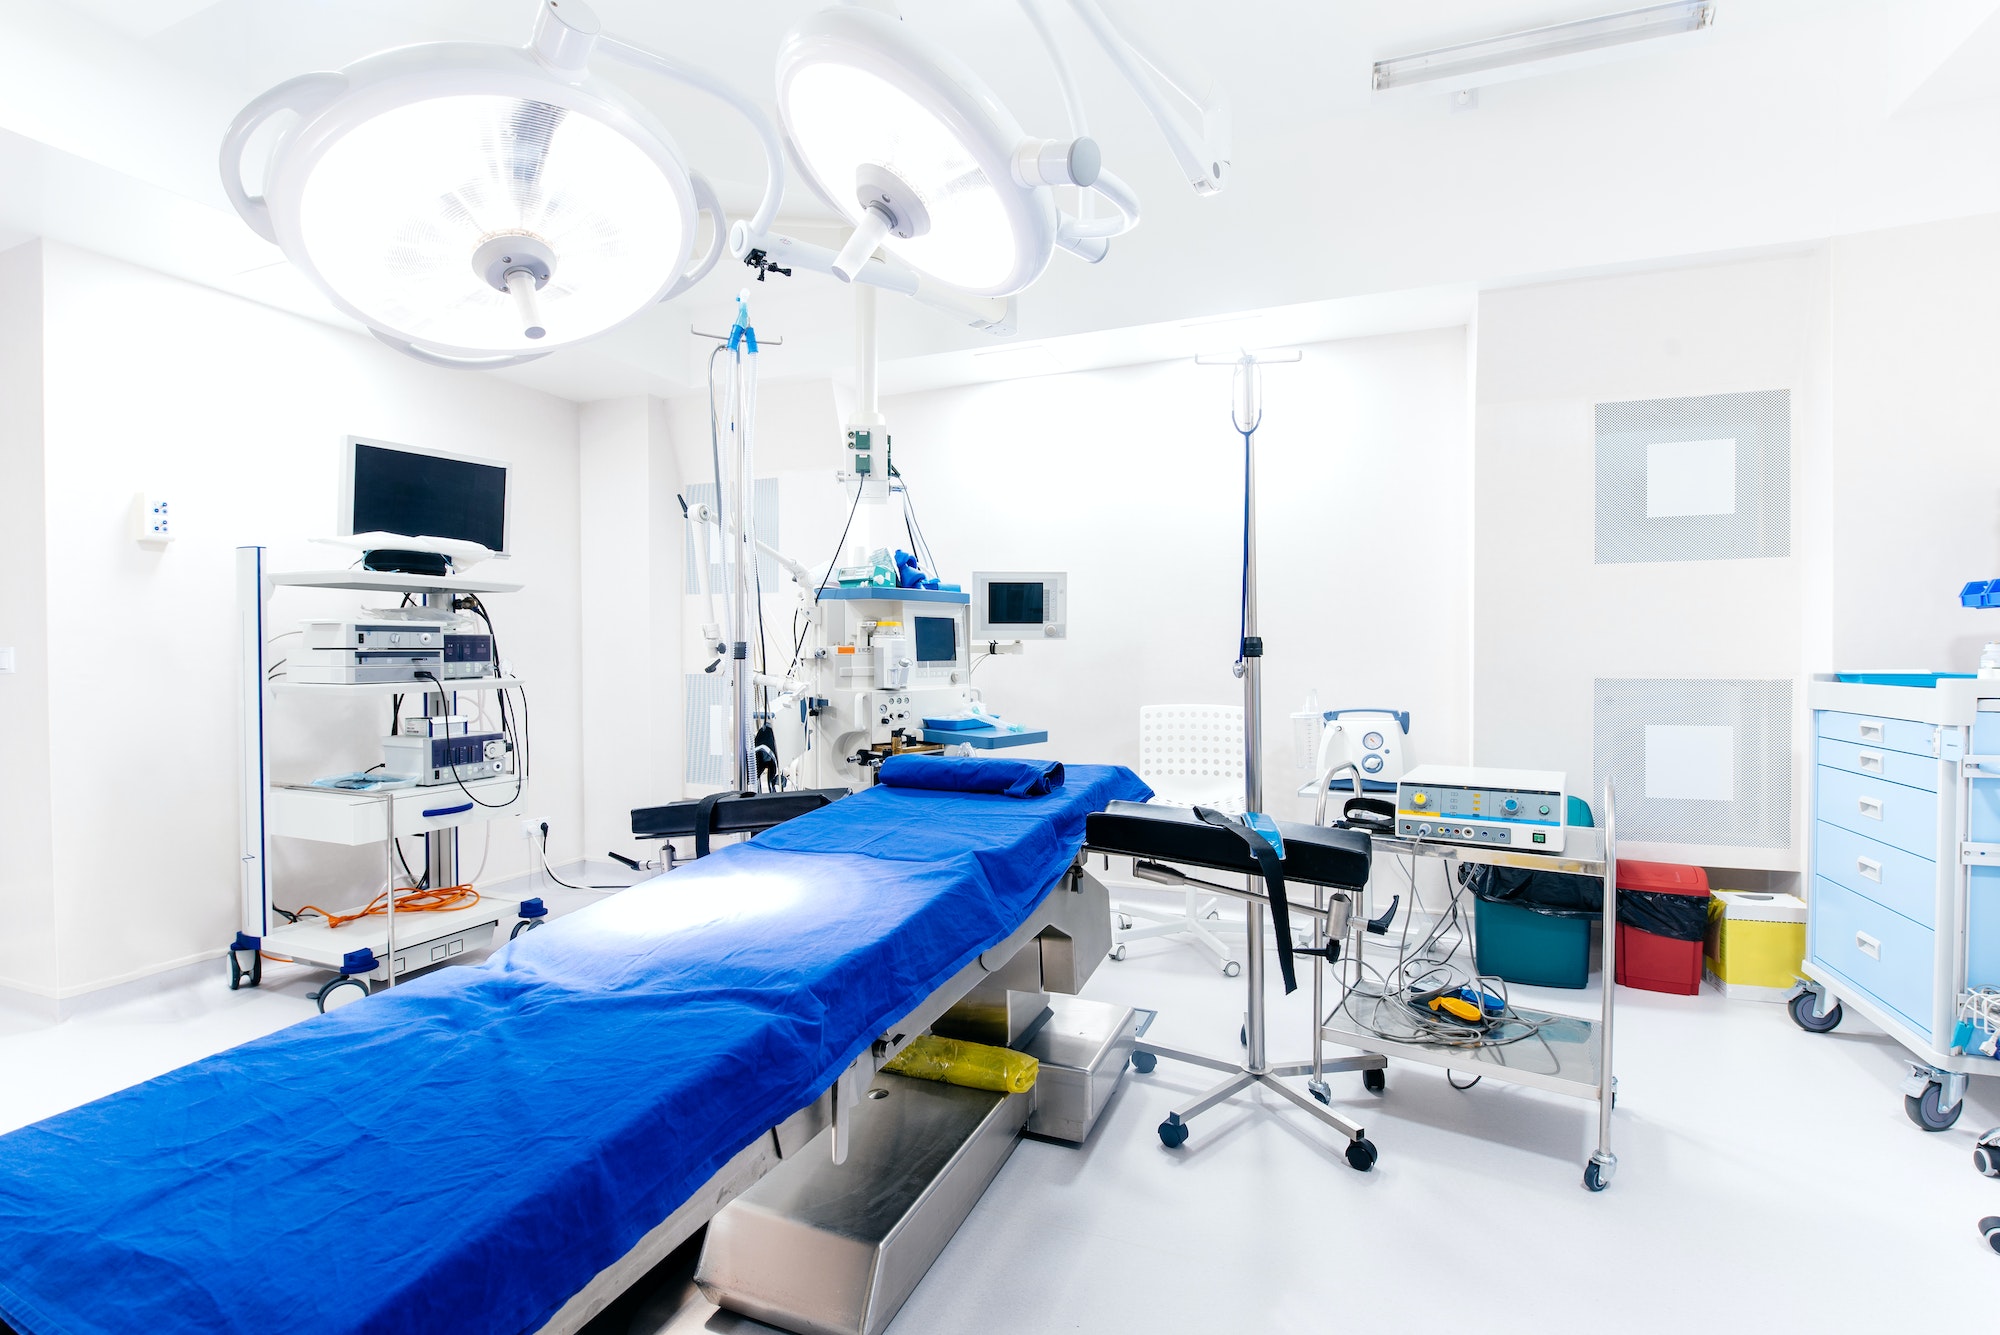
[[1313, 781, 1623, 1191]]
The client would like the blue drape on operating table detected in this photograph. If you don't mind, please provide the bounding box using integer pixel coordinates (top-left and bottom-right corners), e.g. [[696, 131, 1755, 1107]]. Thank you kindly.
[[0, 764, 1150, 1335], [875, 753, 1065, 797]]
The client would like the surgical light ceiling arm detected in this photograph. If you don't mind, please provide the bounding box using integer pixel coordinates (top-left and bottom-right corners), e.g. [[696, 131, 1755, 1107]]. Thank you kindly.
[[1062, 0, 1231, 195]]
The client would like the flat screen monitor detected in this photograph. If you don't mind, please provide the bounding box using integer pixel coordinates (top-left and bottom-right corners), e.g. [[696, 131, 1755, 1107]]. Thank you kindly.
[[340, 436, 510, 556], [914, 615, 958, 665], [971, 571, 1067, 640]]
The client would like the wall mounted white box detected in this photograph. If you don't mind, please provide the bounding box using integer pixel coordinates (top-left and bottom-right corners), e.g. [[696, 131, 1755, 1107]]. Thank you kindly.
[[1645, 439, 1737, 517], [134, 494, 172, 545]]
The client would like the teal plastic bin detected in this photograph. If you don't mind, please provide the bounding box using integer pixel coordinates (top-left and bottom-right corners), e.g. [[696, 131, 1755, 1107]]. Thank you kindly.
[[1473, 899, 1590, 989], [1469, 800, 1595, 989]]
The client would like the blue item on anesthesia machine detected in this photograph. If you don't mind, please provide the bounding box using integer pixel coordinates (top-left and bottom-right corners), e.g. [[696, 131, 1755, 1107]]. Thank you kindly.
[[0, 766, 1151, 1335], [893, 548, 958, 593]]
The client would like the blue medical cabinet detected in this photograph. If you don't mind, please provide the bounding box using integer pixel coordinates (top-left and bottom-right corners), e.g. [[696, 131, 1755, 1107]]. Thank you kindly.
[[1797, 675, 2000, 1130]]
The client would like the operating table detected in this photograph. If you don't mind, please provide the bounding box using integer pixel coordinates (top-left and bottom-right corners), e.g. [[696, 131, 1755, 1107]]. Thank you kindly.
[[0, 764, 1152, 1335]]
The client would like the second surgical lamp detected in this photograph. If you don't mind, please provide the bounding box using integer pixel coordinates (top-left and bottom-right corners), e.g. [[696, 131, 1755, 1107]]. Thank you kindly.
[[221, 0, 1227, 362]]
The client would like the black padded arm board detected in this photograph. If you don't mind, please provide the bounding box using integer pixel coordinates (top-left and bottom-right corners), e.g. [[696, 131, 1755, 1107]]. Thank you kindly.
[[1085, 800, 1372, 888]]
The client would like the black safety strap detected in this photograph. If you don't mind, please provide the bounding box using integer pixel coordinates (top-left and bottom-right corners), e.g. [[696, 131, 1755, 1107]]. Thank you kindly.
[[693, 791, 751, 859], [1193, 806, 1298, 993]]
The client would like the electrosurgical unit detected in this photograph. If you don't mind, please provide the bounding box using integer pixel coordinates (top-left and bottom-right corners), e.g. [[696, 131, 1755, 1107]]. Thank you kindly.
[[1395, 764, 1568, 851]]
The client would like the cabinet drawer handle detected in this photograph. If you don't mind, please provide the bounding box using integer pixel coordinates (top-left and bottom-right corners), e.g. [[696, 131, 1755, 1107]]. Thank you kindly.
[[1857, 750, 1884, 773], [1855, 930, 1881, 961], [422, 801, 474, 818], [1858, 720, 1885, 741], [1857, 796, 1883, 820], [1857, 855, 1883, 882]]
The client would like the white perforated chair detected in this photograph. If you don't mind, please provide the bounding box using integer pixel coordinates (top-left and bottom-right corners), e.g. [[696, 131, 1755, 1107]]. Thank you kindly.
[[1111, 704, 1245, 976]]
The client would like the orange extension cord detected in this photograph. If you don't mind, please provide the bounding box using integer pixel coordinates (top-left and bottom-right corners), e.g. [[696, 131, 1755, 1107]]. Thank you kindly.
[[296, 884, 483, 930]]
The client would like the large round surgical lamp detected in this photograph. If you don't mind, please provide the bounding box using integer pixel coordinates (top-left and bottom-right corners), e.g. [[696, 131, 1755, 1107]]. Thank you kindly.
[[771, 2, 1187, 300], [220, 0, 784, 369]]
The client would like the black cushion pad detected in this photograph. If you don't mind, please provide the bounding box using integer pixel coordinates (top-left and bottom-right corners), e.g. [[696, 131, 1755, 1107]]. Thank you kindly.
[[1085, 800, 1371, 888]]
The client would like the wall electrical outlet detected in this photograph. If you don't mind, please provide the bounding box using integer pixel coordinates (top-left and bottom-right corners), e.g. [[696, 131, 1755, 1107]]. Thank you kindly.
[[134, 494, 172, 545], [520, 818, 542, 842]]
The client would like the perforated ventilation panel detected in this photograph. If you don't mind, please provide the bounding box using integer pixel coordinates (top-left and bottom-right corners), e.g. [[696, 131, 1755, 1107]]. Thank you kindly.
[[682, 479, 782, 594], [1138, 704, 1245, 811], [683, 671, 730, 789], [1593, 678, 1792, 848], [1595, 389, 1789, 564]]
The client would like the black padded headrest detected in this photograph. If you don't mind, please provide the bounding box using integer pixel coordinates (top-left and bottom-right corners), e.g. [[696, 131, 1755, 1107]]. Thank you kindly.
[[1085, 801, 1371, 888]]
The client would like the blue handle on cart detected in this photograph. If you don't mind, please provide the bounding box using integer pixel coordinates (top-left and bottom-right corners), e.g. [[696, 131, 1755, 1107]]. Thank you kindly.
[[423, 802, 474, 818]]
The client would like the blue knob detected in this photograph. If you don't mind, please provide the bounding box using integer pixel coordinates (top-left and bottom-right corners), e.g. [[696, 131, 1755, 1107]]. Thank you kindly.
[[1503, 798, 1519, 813]]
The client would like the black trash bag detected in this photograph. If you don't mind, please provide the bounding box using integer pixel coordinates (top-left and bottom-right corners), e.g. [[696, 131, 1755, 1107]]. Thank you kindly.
[[1459, 865, 1708, 943]]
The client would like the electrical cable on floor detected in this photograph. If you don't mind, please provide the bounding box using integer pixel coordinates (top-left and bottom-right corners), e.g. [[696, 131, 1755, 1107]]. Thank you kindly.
[[537, 825, 641, 891]]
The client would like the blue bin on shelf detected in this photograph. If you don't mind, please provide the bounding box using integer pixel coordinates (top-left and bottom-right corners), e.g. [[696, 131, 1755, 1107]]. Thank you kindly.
[[1473, 901, 1590, 990], [1469, 802, 1595, 989]]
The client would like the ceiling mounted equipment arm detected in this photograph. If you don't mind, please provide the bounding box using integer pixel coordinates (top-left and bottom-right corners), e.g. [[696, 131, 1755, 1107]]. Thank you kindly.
[[1063, 0, 1231, 195], [592, 34, 787, 254]]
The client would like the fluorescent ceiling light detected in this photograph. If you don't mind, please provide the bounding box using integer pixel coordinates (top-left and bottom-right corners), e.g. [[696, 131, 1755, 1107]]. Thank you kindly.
[[1372, 1, 1717, 92]]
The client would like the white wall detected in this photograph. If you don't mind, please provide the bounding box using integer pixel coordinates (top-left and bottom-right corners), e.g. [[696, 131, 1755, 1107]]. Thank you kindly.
[[844, 328, 1474, 819], [25, 243, 584, 998], [1826, 214, 2000, 672], [579, 396, 682, 859], [0, 241, 56, 995], [1473, 254, 1824, 871]]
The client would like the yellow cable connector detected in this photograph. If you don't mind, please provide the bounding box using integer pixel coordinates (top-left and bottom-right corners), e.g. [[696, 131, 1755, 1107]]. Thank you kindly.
[[881, 1035, 1039, 1094]]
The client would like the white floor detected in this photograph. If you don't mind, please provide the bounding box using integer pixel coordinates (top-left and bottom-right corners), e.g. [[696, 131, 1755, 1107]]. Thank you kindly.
[[5, 890, 1997, 1334]]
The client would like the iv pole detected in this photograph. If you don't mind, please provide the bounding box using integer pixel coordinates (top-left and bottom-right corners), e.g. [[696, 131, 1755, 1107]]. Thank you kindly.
[[1133, 350, 1387, 1170]]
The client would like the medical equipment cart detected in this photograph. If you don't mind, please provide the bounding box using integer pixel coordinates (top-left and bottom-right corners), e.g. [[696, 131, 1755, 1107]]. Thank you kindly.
[[229, 546, 538, 1011], [1314, 782, 1624, 1190], [1792, 674, 2000, 1131]]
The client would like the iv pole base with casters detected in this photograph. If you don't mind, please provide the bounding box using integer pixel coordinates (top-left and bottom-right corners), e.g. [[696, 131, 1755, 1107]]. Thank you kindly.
[[1132, 348, 1385, 1171]]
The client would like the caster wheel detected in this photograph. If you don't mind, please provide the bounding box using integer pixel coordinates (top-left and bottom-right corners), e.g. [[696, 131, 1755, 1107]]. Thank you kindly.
[[1981, 1216, 2000, 1255], [1308, 1080, 1331, 1105], [1973, 1143, 2000, 1178], [1239, 1025, 1247, 1047], [1788, 990, 1843, 1034], [1109, 943, 1128, 962], [511, 919, 543, 940], [1205, 909, 1220, 921], [1362, 1068, 1386, 1094], [1130, 1049, 1157, 1074], [1158, 1116, 1189, 1150], [1583, 1161, 1610, 1192], [1222, 960, 1241, 978], [1907, 1082, 1964, 1132], [1117, 915, 1133, 931], [315, 977, 369, 1014], [1344, 1138, 1378, 1172], [227, 950, 262, 991]]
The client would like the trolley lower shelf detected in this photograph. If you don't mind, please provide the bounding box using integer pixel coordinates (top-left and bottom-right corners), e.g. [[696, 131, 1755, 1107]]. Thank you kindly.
[[1318, 1003, 1604, 1101]]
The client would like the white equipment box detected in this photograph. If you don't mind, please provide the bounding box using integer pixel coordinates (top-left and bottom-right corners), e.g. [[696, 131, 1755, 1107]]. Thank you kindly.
[[1395, 764, 1567, 852]]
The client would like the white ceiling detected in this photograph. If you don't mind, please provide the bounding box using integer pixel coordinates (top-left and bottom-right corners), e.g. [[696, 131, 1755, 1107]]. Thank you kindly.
[[7, 0, 2000, 401]]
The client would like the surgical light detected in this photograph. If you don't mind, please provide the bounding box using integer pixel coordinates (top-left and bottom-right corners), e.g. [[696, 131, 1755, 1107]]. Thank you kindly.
[[1372, 1, 1718, 92], [220, 0, 783, 368], [761, 1, 1225, 302]]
